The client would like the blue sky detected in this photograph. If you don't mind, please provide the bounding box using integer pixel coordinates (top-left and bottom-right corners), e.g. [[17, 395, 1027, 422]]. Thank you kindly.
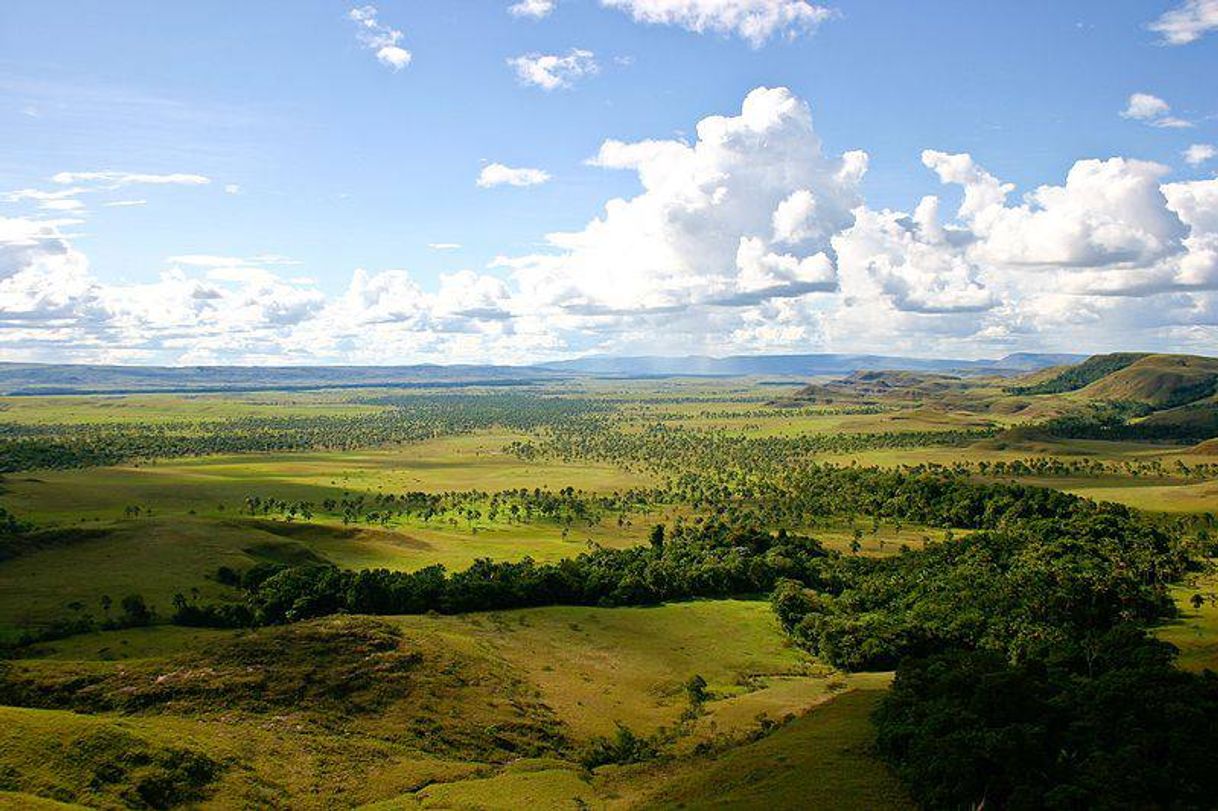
[[1, 1, 1216, 364]]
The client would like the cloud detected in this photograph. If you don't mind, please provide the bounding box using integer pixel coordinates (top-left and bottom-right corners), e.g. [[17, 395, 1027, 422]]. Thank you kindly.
[[4, 171, 211, 216], [9, 86, 1218, 363], [225, 184, 241, 195], [348, 5, 412, 71], [1120, 92, 1192, 128], [2, 187, 87, 212], [500, 86, 864, 316], [508, 0, 557, 18], [477, 163, 552, 188], [832, 199, 996, 315], [508, 49, 598, 90], [917, 152, 1218, 301], [51, 171, 211, 187], [923, 151, 1187, 269], [1149, 0, 1218, 45], [1184, 144, 1217, 166], [428, 242, 462, 250], [600, 0, 835, 47], [167, 254, 300, 269], [0, 213, 550, 365]]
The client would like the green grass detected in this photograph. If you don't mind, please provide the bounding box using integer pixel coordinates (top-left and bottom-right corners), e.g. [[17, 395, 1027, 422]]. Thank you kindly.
[[0, 432, 650, 525], [390, 600, 867, 741], [1, 378, 1211, 809], [1158, 570, 1218, 673], [0, 605, 896, 809], [28, 624, 232, 662], [407, 762, 599, 810], [0, 512, 655, 638], [1063, 479, 1218, 514], [613, 690, 911, 810], [0, 704, 485, 810], [0, 390, 389, 424], [0, 430, 659, 636]]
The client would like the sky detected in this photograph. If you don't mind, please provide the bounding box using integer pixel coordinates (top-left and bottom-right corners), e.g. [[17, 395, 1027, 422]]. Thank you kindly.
[[1, 0, 1217, 365]]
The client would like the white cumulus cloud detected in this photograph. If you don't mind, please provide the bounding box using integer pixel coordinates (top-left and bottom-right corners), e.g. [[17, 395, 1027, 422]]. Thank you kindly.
[[9, 86, 1218, 363], [1120, 92, 1192, 128], [500, 86, 864, 315], [1184, 144, 1217, 166]]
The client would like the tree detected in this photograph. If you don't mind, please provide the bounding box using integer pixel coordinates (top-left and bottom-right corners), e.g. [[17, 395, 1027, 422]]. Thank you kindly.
[[120, 593, 153, 627], [649, 524, 665, 551], [684, 673, 708, 707]]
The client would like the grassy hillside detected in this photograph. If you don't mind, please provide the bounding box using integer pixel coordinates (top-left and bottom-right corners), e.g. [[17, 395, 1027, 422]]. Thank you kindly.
[[0, 605, 905, 809], [1007, 352, 1148, 395], [1079, 354, 1218, 407]]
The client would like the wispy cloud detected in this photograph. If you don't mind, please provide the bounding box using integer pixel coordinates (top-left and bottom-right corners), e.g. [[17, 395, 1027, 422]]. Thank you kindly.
[[600, 0, 835, 47], [1149, 0, 1218, 45], [477, 164, 551, 188], [508, 49, 597, 90], [52, 171, 212, 187], [508, 0, 557, 18], [348, 5, 412, 71]]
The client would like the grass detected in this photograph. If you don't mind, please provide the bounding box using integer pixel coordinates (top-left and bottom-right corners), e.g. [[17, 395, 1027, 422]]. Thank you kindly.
[[610, 690, 911, 810], [0, 432, 650, 525], [0, 605, 898, 809], [1158, 570, 1218, 673], [0, 376, 1212, 809], [0, 430, 657, 636], [1063, 479, 1218, 514], [406, 762, 600, 810], [0, 512, 657, 637], [0, 390, 390, 425], [28, 625, 232, 662], [390, 600, 868, 741], [0, 704, 484, 810], [360, 691, 911, 810]]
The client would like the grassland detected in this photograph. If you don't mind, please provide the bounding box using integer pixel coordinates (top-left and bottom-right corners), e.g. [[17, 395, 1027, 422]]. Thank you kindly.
[[2, 363, 1216, 809], [0, 604, 902, 809], [0, 390, 392, 425], [1159, 571, 1218, 673]]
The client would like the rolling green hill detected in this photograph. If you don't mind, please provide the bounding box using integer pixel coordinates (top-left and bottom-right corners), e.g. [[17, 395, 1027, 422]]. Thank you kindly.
[[1078, 354, 1218, 408], [1006, 352, 1148, 395]]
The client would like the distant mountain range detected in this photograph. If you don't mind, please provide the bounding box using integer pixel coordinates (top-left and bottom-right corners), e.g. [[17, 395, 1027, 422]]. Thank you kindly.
[[538, 353, 1084, 378], [0, 353, 1086, 395]]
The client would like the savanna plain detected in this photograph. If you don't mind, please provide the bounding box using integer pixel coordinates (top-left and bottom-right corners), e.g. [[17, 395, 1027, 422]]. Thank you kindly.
[[1, 352, 1217, 809]]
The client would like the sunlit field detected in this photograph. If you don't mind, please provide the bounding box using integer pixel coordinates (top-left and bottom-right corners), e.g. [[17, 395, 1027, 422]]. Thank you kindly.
[[2, 360, 1216, 808]]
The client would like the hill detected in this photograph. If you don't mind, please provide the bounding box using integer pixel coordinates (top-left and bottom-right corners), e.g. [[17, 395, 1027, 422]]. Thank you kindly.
[[786, 371, 979, 404], [1006, 352, 1149, 395], [1078, 354, 1218, 408], [540, 353, 1081, 379], [0, 354, 1083, 395]]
